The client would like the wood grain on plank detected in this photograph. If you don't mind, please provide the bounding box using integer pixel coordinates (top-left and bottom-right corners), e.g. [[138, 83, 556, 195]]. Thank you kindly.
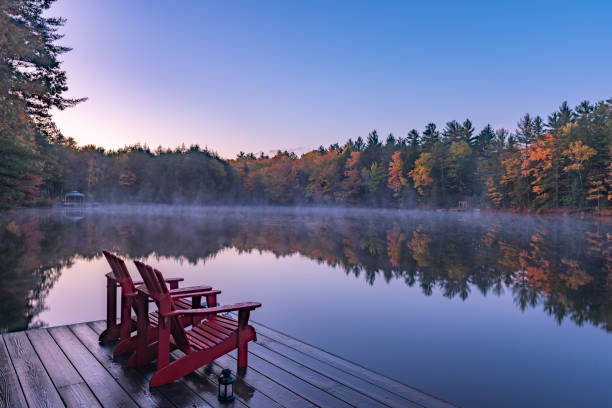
[[48, 326, 138, 408], [244, 341, 392, 408], [27, 328, 101, 407], [3, 331, 64, 408], [0, 336, 28, 408], [215, 353, 315, 408], [70, 323, 173, 408], [256, 335, 422, 408], [249, 320, 457, 408], [232, 351, 352, 408], [190, 353, 284, 408]]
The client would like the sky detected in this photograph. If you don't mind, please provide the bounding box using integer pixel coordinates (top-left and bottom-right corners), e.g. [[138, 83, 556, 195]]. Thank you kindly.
[[48, 0, 612, 159]]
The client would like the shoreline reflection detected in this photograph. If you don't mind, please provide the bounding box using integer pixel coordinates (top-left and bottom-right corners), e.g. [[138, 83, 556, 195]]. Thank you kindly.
[[0, 207, 610, 333]]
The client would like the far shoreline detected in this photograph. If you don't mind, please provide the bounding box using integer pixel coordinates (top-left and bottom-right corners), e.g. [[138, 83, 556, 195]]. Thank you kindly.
[[3, 202, 611, 221]]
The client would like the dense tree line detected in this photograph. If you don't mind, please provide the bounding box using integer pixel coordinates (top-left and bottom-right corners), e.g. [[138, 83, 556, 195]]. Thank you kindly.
[[41, 141, 236, 204], [4, 97, 609, 211], [232, 99, 611, 212], [2, 2, 610, 211]]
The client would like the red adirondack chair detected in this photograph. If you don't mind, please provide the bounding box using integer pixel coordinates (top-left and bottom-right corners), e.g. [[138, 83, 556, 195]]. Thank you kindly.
[[100, 250, 218, 357], [133, 260, 261, 387]]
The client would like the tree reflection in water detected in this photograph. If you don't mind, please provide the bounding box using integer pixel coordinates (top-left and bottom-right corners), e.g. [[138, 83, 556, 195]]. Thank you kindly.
[[0, 206, 610, 333]]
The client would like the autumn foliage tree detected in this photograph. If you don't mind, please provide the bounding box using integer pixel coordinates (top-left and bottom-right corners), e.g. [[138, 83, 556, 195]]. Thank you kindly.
[[387, 151, 408, 199]]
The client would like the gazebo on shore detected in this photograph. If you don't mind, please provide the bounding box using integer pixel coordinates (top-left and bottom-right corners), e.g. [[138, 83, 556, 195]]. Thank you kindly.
[[63, 190, 85, 206]]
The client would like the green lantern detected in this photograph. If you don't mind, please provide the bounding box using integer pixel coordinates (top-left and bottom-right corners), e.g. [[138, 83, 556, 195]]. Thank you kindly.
[[218, 368, 235, 402]]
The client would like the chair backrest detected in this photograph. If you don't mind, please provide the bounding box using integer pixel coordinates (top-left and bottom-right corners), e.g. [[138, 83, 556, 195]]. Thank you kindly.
[[133, 260, 190, 351], [133, 260, 169, 300], [102, 250, 136, 294]]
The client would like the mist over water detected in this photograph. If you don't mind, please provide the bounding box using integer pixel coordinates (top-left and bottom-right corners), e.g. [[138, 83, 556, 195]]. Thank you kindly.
[[1, 205, 610, 408]]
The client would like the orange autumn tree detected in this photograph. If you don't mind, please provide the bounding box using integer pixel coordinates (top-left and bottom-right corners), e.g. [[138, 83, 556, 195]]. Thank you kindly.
[[521, 133, 561, 210], [304, 149, 344, 203], [387, 150, 407, 199], [341, 151, 363, 204]]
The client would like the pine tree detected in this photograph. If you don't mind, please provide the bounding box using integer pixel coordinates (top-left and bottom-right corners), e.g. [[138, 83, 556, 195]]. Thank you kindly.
[[407, 129, 420, 148], [475, 124, 495, 152], [421, 123, 440, 149], [443, 120, 463, 142], [516, 114, 535, 146], [0, 0, 84, 207]]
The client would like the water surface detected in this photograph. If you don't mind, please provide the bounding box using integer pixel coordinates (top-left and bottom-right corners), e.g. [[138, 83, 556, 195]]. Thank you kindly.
[[1, 206, 610, 408]]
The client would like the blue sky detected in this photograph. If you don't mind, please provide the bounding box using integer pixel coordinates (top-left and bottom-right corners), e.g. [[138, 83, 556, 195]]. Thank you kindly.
[[49, 0, 612, 158]]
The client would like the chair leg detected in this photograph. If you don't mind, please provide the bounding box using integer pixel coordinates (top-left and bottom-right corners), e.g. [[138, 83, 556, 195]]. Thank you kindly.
[[99, 276, 118, 342], [115, 325, 159, 356], [236, 310, 252, 369], [119, 294, 132, 341], [130, 293, 151, 366], [157, 316, 170, 370], [237, 338, 248, 369]]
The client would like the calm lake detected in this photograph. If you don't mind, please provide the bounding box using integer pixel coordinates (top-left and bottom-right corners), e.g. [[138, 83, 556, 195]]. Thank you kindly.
[[1, 206, 610, 408]]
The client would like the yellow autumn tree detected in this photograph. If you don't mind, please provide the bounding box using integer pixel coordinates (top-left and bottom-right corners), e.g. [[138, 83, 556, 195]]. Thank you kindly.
[[563, 140, 596, 187], [500, 151, 529, 208], [486, 177, 503, 207], [409, 152, 434, 197]]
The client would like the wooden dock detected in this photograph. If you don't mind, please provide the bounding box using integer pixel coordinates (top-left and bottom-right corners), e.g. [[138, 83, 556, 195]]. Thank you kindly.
[[0, 320, 457, 408]]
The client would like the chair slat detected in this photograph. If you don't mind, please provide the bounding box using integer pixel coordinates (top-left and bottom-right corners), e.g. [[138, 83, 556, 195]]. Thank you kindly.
[[192, 325, 226, 344]]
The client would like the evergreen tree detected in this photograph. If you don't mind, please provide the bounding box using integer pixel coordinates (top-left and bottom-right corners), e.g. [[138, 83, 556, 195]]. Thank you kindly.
[[421, 123, 440, 149], [0, 0, 85, 207], [475, 124, 495, 152], [461, 119, 476, 145], [407, 129, 420, 148], [516, 114, 535, 146], [443, 120, 463, 142]]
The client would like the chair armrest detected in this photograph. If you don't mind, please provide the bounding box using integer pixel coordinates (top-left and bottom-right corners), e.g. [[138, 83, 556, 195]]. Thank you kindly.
[[162, 302, 261, 318], [168, 285, 212, 294], [170, 290, 221, 300]]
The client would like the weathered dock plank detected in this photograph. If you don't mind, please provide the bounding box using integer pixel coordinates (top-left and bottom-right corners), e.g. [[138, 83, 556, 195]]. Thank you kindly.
[[0, 336, 28, 408], [215, 353, 314, 408], [184, 354, 283, 408], [249, 320, 457, 408], [242, 341, 394, 408], [27, 328, 101, 407], [236, 350, 353, 408], [255, 332, 422, 408], [1, 321, 457, 408], [48, 325, 138, 408], [70, 323, 173, 408], [3, 331, 64, 408]]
